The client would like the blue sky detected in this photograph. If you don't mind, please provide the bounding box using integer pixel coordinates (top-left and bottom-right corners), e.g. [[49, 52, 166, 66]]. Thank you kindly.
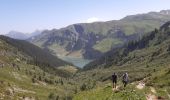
[[0, 0, 170, 34]]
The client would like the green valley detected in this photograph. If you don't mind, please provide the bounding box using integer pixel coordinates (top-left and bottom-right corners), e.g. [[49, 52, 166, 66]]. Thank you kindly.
[[1, 6, 170, 100]]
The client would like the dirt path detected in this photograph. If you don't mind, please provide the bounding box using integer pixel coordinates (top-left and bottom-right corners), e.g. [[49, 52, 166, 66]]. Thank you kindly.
[[168, 94, 170, 99], [136, 81, 158, 100], [146, 86, 158, 100], [150, 87, 156, 94], [24, 97, 35, 100], [13, 87, 35, 94], [112, 85, 120, 91], [136, 81, 145, 89], [146, 94, 157, 100], [165, 89, 170, 99]]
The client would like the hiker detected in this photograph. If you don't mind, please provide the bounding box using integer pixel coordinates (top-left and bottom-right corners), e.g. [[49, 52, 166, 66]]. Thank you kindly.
[[112, 72, 118, 89], [122, 72, 129, 87]]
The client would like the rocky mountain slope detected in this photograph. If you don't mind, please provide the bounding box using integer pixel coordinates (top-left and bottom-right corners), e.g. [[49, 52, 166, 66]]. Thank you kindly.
[[30, 10, 170, 60]]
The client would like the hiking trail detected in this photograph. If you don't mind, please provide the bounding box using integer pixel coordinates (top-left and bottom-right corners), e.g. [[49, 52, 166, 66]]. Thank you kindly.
[[146, 94, 157, 100], [136, 81, 145, 89], [112, 85, 120, 91], [150, 87, 156, 94]]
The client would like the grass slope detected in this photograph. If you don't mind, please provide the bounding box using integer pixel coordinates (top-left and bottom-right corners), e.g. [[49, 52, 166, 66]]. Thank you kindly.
[[72, 21, 170, 99], [0, 37, 78, 100], [74, 66, 170, 100]]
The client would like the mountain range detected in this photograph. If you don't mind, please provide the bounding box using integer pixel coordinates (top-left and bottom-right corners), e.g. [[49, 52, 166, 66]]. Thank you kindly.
[[5, 10, 170, 67], [29, 10, 170, 62], [5, 30, 41, 40]]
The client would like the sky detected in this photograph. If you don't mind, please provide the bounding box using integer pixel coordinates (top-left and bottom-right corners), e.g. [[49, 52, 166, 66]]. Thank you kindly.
[[0, 0, 170, 34]]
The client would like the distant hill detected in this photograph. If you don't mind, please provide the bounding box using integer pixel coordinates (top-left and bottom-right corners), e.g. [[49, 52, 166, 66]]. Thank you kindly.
[[5, 30, 41, 40], [30, 10, 170, 60], [5, 31, 29, 40]]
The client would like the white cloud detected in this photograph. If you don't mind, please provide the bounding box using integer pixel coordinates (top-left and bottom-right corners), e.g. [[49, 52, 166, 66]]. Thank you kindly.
[[86, 17, 100, 23]]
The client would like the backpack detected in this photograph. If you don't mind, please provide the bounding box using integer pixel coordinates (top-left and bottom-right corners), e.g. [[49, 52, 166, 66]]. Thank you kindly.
[[123, 73, 128, 82]]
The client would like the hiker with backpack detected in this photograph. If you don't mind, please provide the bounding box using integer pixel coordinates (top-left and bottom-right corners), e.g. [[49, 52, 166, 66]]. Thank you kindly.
[[122, 72, 129, 87], [112, 72, 118, 89]]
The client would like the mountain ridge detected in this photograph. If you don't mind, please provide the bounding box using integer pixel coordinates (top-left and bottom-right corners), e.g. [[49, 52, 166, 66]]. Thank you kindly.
[[5, 30, 42, 40], [29, 10, 170, 62], [84, 21, 170, 70]]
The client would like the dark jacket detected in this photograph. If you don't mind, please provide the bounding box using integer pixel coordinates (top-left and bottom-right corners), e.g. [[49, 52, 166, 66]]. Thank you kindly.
[[112, 74, 117, 82]]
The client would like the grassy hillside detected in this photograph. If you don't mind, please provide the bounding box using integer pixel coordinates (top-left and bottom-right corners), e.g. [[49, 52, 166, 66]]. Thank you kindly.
[[0, 36, 76, 76], [70, 21, 170, 99], [0, 61, 78, 100], [74, 66, 170, 100], [0, 36, 79, 100], [93, 38, 123, 53], [84, 21, 170, 70]]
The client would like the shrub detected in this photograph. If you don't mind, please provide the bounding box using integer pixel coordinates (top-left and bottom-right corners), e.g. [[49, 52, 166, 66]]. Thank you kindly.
[[32, 78, 36, 83], [80, 83, 87, 91], [48, 93, 55, 100], [38, 76, 42, 81], [48, 93, 59, 100]]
